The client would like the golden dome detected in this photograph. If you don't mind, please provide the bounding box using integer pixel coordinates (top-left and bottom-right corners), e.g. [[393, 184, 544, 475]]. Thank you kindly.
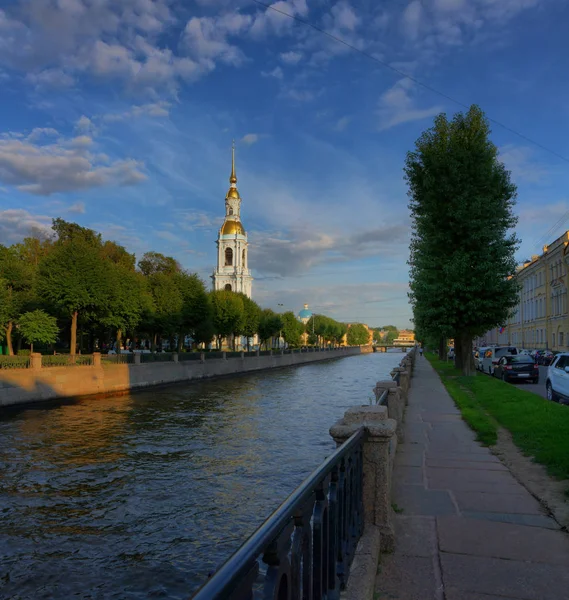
[[221, 220, 245, 235], [227, 187, 240, 199]]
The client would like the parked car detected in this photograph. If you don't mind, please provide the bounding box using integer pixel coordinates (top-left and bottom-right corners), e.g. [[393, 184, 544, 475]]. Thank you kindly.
[[475, 347, 488, 371], [481, 346, 518, 376], [494, 355, 540, 384], [546, 353, 569, 403]]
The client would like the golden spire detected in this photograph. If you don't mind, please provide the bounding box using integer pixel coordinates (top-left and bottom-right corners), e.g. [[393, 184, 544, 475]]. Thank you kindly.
[[229, 140, 237, 185]]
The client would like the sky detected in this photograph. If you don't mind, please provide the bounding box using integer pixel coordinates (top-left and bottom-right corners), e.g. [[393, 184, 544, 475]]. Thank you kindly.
[[0, 0, 568, 330]]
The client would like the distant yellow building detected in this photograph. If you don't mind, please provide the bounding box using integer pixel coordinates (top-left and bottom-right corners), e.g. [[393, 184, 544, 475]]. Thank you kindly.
[[476, 231, 569, 350], [393, 330, 415, 346]]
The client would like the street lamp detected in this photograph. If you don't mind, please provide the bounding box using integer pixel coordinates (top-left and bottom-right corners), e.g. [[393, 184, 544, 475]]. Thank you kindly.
[[277, 304, 285, 349]]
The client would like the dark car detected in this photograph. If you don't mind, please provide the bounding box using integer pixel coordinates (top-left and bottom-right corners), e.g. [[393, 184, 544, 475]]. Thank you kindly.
[[494, 355, 540, 383]]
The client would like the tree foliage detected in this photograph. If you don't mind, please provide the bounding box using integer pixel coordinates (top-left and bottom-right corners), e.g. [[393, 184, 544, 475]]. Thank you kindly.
[[210, 290, 244, 349], [346, 323, 370, 346], [258, 309, 282, 349], [280, 311, 305, 347], [17, 310, 59, 352], [406, 105, 519, 374]]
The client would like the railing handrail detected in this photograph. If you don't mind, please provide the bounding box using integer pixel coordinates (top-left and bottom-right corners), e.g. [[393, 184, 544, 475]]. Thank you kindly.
[[191, 427, 365, 600]]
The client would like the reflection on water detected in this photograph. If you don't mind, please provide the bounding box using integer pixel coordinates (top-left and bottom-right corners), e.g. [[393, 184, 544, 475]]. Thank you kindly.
[[0, 352, 404, 599]]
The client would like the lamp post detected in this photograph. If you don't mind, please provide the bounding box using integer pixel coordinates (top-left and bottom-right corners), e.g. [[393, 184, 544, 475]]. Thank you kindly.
[[277, 303, 285, 349]]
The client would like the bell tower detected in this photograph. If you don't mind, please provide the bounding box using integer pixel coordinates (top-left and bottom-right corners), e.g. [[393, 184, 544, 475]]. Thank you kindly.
[[211, 142, 253, 298]]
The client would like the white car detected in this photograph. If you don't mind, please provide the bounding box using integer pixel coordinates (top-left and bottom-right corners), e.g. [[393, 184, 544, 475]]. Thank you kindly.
[[546, 353, 569, 403]]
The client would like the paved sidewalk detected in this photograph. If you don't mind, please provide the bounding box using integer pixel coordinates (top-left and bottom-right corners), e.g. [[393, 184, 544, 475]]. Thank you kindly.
[[375, 356, 569, 600]]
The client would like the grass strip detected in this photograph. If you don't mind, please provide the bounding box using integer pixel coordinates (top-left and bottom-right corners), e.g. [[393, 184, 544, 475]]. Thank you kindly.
[[426, 353, 569, 481]]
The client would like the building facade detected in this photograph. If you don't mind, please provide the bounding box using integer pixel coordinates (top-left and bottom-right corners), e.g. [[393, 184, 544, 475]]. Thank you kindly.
[[393, 330, 415, 346], [211, 143, 253, 298], [476, 231, 569, 350]]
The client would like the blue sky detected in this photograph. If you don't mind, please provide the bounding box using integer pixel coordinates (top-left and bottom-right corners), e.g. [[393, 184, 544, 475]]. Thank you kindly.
[[0, 0, 568, 329]]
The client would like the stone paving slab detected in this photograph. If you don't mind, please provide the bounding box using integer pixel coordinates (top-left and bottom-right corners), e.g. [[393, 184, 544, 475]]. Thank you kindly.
[[425, 458, 508, 471], [392, 483, 458, 516], [377, 555, 438, 600], [453, 490, 544, 514], [392, 515, 436, 558], [440, 553, 569, 600], [374, 355, 569, 600], [437, 516, 569, 565], [462, 510, 559, 530]]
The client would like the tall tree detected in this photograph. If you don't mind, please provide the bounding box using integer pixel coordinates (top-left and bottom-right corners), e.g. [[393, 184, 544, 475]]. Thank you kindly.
[[258, 309, 282, 349], [175, 272, 213, 351], [347, 323, 369, 346], [17, 310, 59, 353], [280, 311, 304, 348], [406, 105, 519, 374], [38, 219, 106, 355], [0, 244, 38, 354], [238, 294, 262, 351], [210, 290, 244, 350]]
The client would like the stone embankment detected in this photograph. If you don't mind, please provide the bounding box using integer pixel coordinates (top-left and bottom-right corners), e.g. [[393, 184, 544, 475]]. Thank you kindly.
[[329, 349, 415, 600], [0, 347, 360, 408]]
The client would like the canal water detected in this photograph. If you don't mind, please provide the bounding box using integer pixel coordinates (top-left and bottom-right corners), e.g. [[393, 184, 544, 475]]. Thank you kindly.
[[0, 351, 404, 599]]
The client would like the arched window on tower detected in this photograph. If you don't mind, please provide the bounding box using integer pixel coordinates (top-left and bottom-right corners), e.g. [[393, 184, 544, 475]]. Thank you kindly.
[[225, 284, 232, 291], [225, 247, 233, 266], [228, 207, 233, 215], [242, 249, 246, 266]]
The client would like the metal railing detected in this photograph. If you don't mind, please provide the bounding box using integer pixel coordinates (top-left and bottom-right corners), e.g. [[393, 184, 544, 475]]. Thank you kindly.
[[141, 352, 173, 363], [191, 428, 364, 600], [42, 354, 94, 367], [178, 352, 202, 361], [101, 353, 135, 365]]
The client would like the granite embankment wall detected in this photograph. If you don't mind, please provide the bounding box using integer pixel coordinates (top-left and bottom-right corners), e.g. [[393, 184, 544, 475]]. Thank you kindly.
[[0, 347, 361, 408]]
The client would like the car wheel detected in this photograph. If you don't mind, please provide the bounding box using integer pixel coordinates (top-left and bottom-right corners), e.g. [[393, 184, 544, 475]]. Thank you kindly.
[[546, 381, 559, 402]]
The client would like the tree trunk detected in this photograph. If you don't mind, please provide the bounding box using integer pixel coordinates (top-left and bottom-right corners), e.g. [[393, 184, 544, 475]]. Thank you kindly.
[[6, 321, 13, 356], [30, 342, 34, 354], [116, 329, 122, 352], [177, 333, 183, 353], [457, 332, 475, 376], [70, 311, 78, 356], [438, 337, 445, 360], [151, 333, 157, 353]]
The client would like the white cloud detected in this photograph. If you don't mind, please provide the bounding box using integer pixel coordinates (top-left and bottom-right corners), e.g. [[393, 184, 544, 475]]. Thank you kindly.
[[249, 0, 309, 38], [0, 208, 53, 245], [333, 116, 351, 131], [377, 79, 442, 130], [250, 223, 409, 277], [262, 66, 284, 79], [402, 0, 423, 41], [102, 101, 171, 122], [0, 128, 146, 195], [68, 201, 86, 214], [280, 50, 302, 64], [26, 68, 75, 89], [241, 134, 261, 145], [329, 1, 360, 32], [499, 144, 548, 183]]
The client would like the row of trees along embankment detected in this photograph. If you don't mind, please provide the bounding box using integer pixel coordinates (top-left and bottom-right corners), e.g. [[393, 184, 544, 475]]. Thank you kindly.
[[407, 105, 519, 375], [0, 219, 372, 356]]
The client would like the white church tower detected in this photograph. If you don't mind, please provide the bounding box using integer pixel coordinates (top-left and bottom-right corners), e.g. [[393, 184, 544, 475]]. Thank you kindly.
[[212, 143, 253, 297]]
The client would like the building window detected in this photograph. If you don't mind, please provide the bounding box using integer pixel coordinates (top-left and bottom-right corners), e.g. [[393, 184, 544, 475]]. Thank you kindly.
[[225, 284, 232, 291], [225, 247, 233, 266], [228, 207, 233, 215], [553, 333, 556, 348], [560, 332, 564, 347], [242, 249, 246, 265]]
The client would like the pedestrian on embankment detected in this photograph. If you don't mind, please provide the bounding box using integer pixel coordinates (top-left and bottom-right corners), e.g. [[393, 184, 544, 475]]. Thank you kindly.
[[419, 347, 423, 357]]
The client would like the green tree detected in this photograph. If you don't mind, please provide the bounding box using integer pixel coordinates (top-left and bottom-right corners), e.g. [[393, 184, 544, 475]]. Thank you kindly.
[[210, 290, 244, 349], [138, 251, 180, 277], [38, 220, 106, 355], [258, 309, 283, 349], [175, 272, 213, 351], [17, 310, 59, 353], [347, 323, 369, 346], [0, 243, 44, 354], [385, 328, 399, 344], [406, 105, 519, 374], [280, 311, 304, 347], [238, 294, 262, 351]]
